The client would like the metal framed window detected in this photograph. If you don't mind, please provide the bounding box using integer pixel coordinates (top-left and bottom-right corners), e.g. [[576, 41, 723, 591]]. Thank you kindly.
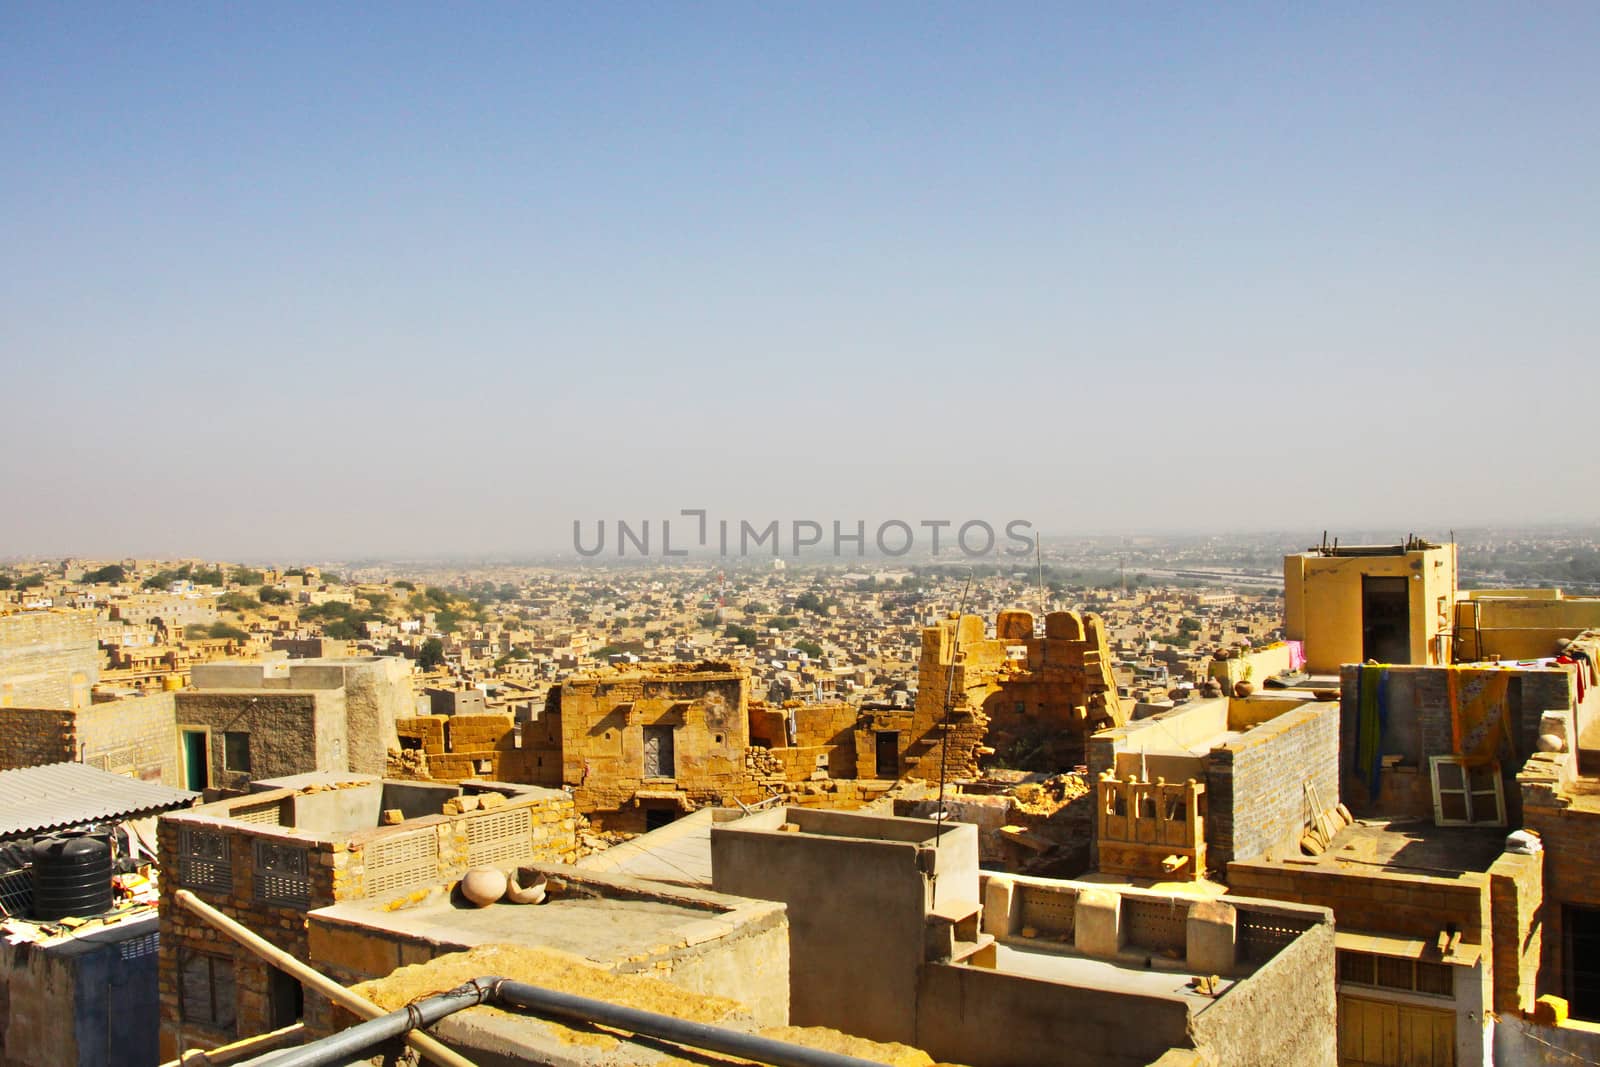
[[1429, 756, 1506, 827]]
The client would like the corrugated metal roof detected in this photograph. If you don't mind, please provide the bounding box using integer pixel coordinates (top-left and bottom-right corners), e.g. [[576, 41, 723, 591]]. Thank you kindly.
[[0, 762, 197, 839]]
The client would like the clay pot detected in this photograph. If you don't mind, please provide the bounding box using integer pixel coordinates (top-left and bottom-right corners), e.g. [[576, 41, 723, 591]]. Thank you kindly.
[[1538, 733, 1566, 753], [1233, 681, 1255, 698], [504, 870, 548, 905], [460, 867, 508, 907]]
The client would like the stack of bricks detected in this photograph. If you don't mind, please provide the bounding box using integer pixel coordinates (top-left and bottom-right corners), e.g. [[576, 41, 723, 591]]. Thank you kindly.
[[434, 712, 523, 781]]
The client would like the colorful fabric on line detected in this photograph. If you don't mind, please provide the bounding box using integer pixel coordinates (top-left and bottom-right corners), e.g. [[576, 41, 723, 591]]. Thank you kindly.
[[1286, 640, 1306, 672], [1447, 667, 1513, 766], [1354, 665, 1387, 787]]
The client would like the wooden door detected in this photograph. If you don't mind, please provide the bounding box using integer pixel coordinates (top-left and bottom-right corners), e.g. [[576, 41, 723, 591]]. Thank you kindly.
[[1338, 995, 1453, 1066]]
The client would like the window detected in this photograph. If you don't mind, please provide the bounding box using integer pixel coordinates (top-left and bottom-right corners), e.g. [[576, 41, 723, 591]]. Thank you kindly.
[[1337, 949, 1454, 999], [180, 952, 238, 1032], [1430, 756, 1505, 827], [223, 731, 251, 773]]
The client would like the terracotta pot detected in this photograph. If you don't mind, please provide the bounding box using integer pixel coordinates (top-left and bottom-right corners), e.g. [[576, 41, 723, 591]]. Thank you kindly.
[[460, 867, 508, 907]]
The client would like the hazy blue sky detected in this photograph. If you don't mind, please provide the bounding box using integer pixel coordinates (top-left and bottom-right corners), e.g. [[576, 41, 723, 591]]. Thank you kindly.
[[3, 5, 1596, 559]]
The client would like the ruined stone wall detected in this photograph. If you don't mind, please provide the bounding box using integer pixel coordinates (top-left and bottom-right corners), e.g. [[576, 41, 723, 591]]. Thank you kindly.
[[426, 712, 524, 782], [557, 666, 749, 824], [911, 610, 1125, 780], [0, 612, 99, 710]]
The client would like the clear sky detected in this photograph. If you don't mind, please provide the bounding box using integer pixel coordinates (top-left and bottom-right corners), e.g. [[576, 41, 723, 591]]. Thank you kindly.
[[3, 4, 1596, 560]]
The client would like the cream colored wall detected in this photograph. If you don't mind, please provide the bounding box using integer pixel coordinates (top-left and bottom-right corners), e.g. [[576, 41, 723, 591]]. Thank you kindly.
[[1284, 547, 1455, 673]]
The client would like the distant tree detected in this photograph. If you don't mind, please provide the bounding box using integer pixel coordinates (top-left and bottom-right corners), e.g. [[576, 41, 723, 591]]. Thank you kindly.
[[283, 568, 308, 577], [190, 567, 225, 586], [323, 620, 361, 640], [209, 623, 248, 641], [0, 576, 11, 590], [742, 601, 769, 615], [1178, 617, 1202, 634], [417, 638, 446, 670], [794, 592, 825, 613], [83, 564, 126, 584], [258, 586, 291, 605], [17, 574, 46, 590], [724, 624, 758, 647], [230, 567, 264, 585], [392, 579, 415, 590], [219, 592, 258, 613], [794, 639, 823, 658], [770, 615, 799, 631]]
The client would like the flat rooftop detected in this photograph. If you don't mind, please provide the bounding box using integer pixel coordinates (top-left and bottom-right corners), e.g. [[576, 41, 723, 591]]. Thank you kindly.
[[1300, 816, 1505, 876], [989, 943, 1237, 1007], [310, 866, 783, 973]]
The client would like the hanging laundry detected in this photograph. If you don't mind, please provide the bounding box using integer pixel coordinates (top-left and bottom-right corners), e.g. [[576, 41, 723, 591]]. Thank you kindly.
[[1447, 667, 1513, 766], [1286, 640, 1306, 672]]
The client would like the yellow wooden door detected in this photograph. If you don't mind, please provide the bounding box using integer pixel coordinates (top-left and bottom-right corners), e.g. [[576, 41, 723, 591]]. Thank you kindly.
[[1338, 995, 1454, 1067]]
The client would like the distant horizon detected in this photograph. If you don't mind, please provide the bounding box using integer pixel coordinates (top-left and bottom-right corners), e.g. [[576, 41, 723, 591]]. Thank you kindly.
[[5, 520, 1599, 569]]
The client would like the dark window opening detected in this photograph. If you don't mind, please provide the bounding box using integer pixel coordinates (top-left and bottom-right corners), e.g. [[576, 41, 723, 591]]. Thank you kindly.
[[223, 731, 251, 773], [180, 953, 237, 1033], [268, 965, 304, 1028]]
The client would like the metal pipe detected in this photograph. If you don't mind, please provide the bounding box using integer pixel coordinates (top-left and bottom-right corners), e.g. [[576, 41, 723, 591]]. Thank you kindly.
[[242, 980, 497, 1067], [173, 890, 479, 1067], [493, 978, 887, 1067], [237, 974, 889, 1067]]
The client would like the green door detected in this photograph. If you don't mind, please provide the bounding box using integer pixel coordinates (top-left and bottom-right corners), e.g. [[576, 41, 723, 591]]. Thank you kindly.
[[182, 730, 208, 790]]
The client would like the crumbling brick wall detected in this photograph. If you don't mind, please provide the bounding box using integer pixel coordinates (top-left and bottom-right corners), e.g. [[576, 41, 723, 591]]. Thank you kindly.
[[909, 610, 1125, 780]]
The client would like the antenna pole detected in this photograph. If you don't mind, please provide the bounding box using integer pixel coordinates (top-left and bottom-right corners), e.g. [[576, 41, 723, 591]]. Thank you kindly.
[[932, 571, 974, 906]]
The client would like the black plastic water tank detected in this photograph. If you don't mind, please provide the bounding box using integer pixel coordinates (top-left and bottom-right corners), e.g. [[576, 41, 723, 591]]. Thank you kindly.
[[31, 831, 113, 920]]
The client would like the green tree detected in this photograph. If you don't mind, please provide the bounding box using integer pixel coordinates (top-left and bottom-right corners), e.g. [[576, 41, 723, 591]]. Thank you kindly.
[[219, 592, 258, 612], [258, 586, 291, 605], [724, 624, 758, 647], [417, 638, 446, 670], [794, 639, 823, 658], [230, 567, 264, 585], [84, 564, 126, 584]]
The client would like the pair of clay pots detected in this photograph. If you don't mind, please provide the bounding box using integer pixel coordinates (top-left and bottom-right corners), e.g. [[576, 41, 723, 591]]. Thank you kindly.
[[460, 867, 548, 907]]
